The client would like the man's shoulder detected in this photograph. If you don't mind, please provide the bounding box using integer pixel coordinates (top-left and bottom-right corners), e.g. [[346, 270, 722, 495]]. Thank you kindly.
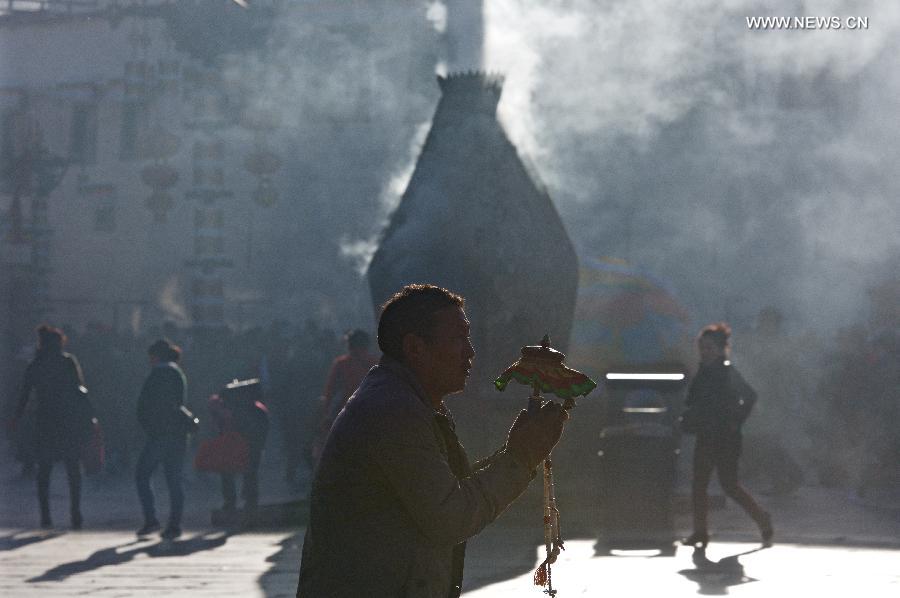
[[348, 366, 432, 421], [150, 363, 185, 382]]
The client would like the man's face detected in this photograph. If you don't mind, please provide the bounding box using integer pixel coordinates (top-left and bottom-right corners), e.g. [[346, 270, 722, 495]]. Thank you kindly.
[[416, 307, 475, 402]]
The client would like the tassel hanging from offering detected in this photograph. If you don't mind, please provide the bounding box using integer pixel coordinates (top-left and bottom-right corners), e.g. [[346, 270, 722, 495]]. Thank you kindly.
[[495, 336, 596, 596], [533, 561, 548, 587]]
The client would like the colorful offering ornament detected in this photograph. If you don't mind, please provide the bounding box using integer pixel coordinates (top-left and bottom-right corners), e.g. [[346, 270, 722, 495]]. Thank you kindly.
[[494, 335, 596, 596], [494, 336, 596, 403]]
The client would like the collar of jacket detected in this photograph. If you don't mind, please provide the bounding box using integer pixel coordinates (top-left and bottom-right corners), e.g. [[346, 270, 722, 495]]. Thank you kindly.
[[699, 358, 730, 372]]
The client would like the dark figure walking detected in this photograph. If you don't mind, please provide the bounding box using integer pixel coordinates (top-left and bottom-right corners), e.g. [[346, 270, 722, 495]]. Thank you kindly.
[[15, 325, 92, 529], [209, 379, 269, 521], [681, 323, 773, 548], [135, 339, 188, 539], [297, 285, 568, 597]]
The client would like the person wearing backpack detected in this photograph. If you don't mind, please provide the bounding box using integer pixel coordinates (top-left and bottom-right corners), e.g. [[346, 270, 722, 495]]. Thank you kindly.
[[681, 322, 773, 549]]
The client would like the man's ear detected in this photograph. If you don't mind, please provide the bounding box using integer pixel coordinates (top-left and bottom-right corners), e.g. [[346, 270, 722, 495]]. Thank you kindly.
[[401, 333, 426, 364]]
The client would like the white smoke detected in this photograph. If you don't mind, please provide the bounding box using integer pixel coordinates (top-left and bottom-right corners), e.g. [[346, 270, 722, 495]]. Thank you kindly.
[[482, 0, 900, 330], [485, 0, 900, 196], [340, 119, 432, 275], [157, 274, 189, 325], [426, 1, 448, 34]]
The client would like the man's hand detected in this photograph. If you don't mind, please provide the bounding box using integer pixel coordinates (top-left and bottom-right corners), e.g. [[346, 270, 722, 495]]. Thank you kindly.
[[506, 402, 569, 470]]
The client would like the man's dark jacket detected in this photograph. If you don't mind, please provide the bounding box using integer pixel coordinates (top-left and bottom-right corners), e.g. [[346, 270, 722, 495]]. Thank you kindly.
[[137, 362, 187, 438], [296, 358, 535, 598], [17, 349, 88, 460], [684, 360, 757, 439]]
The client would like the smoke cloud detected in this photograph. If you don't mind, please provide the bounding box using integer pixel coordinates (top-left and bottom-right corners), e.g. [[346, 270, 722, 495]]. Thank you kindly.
[[198, 0, 899, 335], [483, 0, 900, 331]]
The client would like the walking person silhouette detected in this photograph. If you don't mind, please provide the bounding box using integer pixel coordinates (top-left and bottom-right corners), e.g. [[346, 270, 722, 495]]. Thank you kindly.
[[135, 339, 189, 540], [14, 325, 92, 530], [681, 323, 773, 549]]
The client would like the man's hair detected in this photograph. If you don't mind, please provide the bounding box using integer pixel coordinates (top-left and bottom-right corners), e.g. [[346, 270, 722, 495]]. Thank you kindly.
[[36, 324, 66, 350], [698, 322, 731, 349], [377, 284, 465, 361], [148, 338, 182, 363]]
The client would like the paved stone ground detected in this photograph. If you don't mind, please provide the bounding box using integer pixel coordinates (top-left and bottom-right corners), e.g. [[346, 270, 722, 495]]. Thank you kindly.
[[465, 539, 900, 597], [2, 446, 898, 597], [1, 529, 300, 597], [2, 526, 898, 597]]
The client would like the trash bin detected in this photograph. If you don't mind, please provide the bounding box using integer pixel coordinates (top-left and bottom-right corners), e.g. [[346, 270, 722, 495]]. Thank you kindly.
[[594, 367, 686, 554]]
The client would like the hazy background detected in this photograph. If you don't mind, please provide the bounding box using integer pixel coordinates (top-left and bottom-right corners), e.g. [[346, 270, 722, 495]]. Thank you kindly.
[[217, 0, 900, 335], [1, 0, 897, 492]]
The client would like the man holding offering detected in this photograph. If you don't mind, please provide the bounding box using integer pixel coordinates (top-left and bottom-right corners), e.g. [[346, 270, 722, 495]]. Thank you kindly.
[[296, 284, 569, 598]]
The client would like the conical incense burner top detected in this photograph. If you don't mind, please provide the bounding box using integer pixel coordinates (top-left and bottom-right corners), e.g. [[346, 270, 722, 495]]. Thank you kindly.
[[494, 335, 596, 400]]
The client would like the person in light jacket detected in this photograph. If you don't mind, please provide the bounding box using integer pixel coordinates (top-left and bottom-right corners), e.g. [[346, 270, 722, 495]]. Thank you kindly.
[[296, 284, 569, 598]]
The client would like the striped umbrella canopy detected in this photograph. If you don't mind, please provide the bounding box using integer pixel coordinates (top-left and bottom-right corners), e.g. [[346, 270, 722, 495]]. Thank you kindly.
[[568, 257, 691, 373], [495, 335, 596, 400]]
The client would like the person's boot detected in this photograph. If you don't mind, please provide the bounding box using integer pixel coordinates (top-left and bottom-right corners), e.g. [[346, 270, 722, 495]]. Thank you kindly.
[[39, 493, 52, 529], [161, 524, 182, 540], [71, 510, 83, 530], [759, 513, 774, 547], [136, 519, 161, 536], [681, 531, 709, 549]]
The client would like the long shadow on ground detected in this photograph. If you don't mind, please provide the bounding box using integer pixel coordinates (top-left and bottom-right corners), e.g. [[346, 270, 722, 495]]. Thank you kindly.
[[27, 530, 230, 583], [0, 530, 64, 552], [678, 546, 766, 595], [258, 529, 304, 598]]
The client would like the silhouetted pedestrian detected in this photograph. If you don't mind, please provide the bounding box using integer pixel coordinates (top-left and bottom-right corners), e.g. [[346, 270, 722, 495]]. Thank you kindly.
[[209, 379, 269, 521], [311, 329, 377, 464], [135, 339, 188, 540], [14, 325, 92, 529], [681, 323, 773, 549]]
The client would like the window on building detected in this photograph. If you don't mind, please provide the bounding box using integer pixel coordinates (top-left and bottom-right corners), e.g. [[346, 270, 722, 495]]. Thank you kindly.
[[70, 103, 98, 165], [89, 184, 117, 232], [1, 110, 24, 190], [119, 101, 147, 160], [94, 203, 116, 232], [2, 110, 20, 163]]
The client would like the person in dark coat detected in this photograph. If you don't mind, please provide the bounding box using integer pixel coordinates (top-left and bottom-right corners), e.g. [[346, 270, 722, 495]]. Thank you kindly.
[[681, 322, 773, 549], [296, 284, 569, 598], [15, 325, 90, 529], [135, 339, 188, 539]]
